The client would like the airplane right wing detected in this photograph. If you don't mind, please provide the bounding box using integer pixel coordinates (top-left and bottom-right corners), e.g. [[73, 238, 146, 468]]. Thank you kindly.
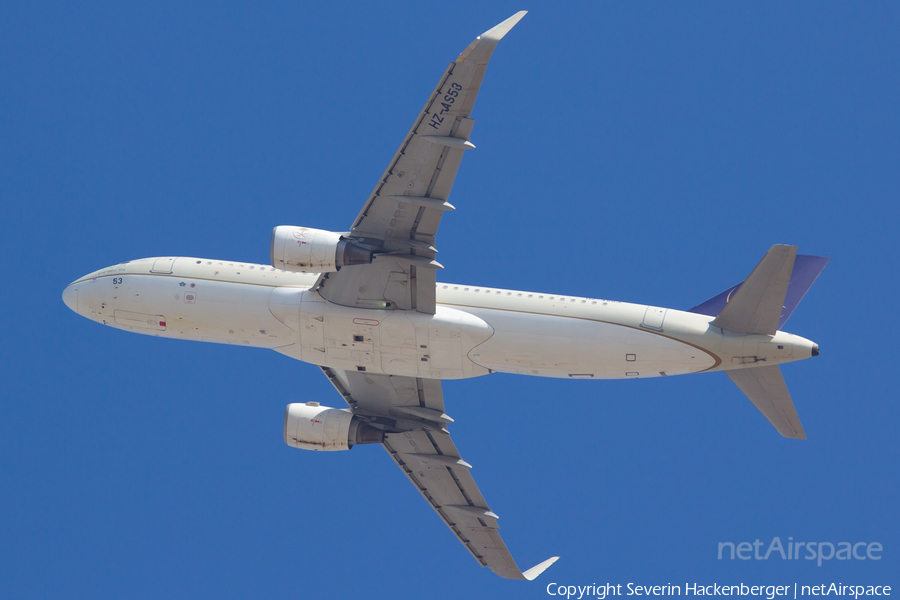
[[320, 366, 558, 580]]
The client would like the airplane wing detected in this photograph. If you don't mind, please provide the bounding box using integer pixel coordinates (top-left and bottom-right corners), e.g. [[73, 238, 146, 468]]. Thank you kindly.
[[320, 366, 558, 580], [312, 12, 527, 315]]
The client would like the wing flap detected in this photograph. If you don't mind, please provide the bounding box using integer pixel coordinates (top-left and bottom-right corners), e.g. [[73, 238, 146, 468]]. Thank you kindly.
[[322, 366, 446, 416]]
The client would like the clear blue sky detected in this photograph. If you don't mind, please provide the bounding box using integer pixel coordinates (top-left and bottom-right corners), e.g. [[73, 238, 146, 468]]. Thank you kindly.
[[2, 2, 897, 598]]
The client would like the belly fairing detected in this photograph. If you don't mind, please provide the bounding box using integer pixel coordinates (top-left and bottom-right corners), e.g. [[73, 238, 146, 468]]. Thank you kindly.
[[270, 288, 494, 379]]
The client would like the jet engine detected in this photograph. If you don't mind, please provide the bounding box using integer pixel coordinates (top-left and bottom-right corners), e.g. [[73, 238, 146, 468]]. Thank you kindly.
[[270, 226, 372, 273], [283, 402, 384, 451]]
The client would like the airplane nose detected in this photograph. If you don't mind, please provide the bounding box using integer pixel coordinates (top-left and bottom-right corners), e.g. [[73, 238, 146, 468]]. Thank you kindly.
[[62, 285, 78, 313]]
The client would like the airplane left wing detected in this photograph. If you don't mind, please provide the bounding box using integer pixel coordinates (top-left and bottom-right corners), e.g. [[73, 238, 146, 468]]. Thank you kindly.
[[320, 366, 558, 580], [313, 12, 526, 315]]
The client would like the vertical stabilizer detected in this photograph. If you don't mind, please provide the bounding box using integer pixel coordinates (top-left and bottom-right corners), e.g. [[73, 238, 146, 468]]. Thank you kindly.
[[689, 255, 829, 329]]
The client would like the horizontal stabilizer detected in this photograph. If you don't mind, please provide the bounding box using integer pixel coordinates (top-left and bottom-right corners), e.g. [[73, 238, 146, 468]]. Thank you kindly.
[[689, 254, 829, 330], [710, 245, 796, 335], [726, 365, 806, 439]]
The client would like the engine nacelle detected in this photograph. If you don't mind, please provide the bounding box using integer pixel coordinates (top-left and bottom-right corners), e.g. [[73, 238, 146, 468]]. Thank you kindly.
[[283, 402, 384, 451], [270, 226, 372, 273]]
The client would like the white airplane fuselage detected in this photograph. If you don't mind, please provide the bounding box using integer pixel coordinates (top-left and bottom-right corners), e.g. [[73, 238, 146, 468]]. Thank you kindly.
[[63, 257, 817, 380]]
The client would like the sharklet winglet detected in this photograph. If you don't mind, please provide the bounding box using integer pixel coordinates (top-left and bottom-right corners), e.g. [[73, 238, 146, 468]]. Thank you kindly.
[[522, 556, 560, 581]]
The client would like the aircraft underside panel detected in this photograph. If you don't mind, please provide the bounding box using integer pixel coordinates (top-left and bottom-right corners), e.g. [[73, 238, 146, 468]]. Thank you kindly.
[[270, 288, 494, 379], [464, 307, 715, 379]]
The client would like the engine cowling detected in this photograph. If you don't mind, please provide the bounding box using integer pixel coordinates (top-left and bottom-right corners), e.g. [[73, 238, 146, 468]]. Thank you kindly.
[[270, 226, 372, 273], [283, 402, 384, 451]]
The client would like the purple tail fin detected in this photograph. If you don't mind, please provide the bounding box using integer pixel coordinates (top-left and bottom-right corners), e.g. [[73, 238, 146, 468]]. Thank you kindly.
[[688, 255, 830, 330]]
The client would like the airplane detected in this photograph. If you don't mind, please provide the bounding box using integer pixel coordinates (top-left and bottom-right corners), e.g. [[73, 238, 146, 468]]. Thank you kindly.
[[62, 12, 828, 580]]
